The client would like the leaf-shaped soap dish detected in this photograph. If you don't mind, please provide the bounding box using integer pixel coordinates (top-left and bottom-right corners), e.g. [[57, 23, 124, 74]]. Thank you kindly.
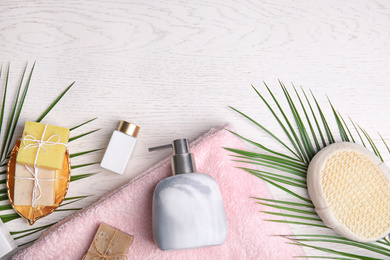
[[6, 139, 71, 225], [307, 142, 390, 242]]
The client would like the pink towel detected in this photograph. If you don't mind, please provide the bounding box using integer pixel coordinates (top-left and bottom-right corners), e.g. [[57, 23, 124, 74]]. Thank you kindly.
[[13, 124, 304, 259]]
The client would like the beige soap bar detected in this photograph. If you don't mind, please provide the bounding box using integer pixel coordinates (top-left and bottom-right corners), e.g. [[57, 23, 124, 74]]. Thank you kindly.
[[84, 223, 133, 260], [14, 163, 56, 206]]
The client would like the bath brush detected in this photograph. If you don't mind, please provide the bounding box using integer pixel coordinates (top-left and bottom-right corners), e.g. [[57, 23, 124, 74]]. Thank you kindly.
[[307, 142, 390, 242]]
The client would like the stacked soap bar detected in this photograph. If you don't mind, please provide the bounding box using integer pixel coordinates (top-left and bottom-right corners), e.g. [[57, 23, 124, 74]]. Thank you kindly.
[[14, 164, 56, 206], [17, 121, 69, 170], [14, 121, 69, 207], [83, 223, 133, 260]]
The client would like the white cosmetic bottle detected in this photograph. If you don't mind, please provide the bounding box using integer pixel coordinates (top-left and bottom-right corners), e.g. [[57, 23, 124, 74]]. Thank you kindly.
[[150, 139, 228, 251], [0, 219, 17, 258], [100, 121, 140, 174]]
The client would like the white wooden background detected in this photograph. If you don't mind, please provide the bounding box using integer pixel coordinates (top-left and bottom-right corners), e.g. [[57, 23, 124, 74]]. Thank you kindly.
[[1, 0, 390, 258]]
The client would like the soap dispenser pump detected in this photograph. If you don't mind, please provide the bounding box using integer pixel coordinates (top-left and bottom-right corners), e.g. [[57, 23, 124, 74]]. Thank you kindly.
[[150, 139, 228, 251]]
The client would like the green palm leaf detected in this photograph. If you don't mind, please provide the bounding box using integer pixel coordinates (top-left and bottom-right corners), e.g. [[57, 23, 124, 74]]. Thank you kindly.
[[0, 65, 9, 147], [228, 82, 390, 259], [252, 197, 314, 208], [35, 81, 74, 123], [0, 63, 31, 163], [258, 84, 306, 161], [0, 64, 100, 246], [311, 90, 335, 145], [302, 88, 327, 148]]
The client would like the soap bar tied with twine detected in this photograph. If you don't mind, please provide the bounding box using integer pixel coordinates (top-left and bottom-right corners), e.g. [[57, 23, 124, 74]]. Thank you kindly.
[[83, 223, 134, 260], [14, 122, 69, 207], [16, 121, 70, 169]]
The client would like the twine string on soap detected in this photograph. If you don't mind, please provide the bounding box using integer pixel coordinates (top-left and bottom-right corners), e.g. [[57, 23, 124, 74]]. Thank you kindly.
[[14, 124, 67, 207], [14, 168, 56, 206], [82, 229, 128, 260]]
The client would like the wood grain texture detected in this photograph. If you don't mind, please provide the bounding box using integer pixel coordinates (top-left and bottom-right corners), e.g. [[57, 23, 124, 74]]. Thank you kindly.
[[1, 0, 390, 258]]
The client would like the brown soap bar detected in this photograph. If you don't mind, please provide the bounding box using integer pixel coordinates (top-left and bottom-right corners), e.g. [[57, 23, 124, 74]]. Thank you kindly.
[[83, 223, 133, 260]]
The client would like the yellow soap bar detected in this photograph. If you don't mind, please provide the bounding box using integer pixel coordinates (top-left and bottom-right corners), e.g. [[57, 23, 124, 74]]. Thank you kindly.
[[16, 121, 69, 170], [14, 163, 56, 206], [84, 223, 133, 260]]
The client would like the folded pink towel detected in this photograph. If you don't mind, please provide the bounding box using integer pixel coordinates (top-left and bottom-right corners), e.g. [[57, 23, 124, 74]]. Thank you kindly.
[[14, 124, 304, 259]]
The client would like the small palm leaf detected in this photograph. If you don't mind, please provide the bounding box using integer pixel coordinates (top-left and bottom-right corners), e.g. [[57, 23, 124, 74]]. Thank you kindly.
[[228, 82, 390, 258], [0, 64, 100, 246]]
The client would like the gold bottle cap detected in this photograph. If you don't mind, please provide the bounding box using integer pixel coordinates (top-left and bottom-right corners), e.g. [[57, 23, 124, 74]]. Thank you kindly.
[[118, 120, 140, 138]]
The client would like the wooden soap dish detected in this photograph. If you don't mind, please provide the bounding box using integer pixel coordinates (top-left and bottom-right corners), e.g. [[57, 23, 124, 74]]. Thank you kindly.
[[6, 139, 71, 225]]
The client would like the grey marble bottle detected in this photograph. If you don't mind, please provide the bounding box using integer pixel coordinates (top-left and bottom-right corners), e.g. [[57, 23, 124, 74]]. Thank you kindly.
[[150, 139, 228, 251]]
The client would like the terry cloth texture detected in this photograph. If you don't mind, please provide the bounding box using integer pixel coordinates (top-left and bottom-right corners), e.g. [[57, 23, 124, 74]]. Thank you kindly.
[[13, 124, 304, 259]]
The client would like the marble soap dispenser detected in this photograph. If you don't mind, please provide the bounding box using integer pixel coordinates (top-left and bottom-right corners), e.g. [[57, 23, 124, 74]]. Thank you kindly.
[[150, 139, 228, 251]]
